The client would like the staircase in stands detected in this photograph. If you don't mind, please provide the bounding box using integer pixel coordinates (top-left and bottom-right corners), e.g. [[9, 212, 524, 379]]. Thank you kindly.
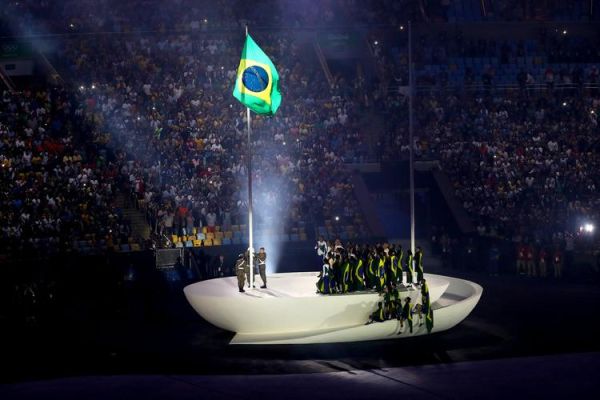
[[115, 193, 151, 241]]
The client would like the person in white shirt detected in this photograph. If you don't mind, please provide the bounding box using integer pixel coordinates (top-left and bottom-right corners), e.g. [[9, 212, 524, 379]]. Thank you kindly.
[[315, 235, 328, 267], [315, 236, 328, 258]]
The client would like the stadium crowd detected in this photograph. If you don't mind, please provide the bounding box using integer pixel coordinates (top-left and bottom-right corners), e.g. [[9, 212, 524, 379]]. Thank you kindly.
[[381, 89, 600, 242], [1, 0, 599, 276], [0, 87, 134, 257], [375, 84, 600, 278], [56, 29, 369, 243]]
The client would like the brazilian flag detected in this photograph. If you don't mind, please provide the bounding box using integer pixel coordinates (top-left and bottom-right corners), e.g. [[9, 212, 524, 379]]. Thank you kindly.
[[233, 34, 281, 116]]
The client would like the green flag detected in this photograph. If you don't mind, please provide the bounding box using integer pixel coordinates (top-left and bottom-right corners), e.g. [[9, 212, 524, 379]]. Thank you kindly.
[[233, 34, 281, 116]]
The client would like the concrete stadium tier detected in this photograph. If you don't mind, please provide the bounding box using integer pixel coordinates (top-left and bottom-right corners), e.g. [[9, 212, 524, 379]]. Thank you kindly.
[[183, 272, 482, 344]]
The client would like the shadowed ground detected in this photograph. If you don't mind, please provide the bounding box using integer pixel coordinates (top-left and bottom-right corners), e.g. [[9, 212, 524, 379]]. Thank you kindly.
[[1, 263, 599, 398]]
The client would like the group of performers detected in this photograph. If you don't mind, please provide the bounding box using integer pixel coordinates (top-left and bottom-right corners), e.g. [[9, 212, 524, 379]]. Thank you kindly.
[[315, 238, 433, 333], [315, 238, 424, 294]]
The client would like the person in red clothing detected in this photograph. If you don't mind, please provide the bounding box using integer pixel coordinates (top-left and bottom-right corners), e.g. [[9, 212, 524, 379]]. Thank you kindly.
[[516, 243, 526, 275], [538, 247, 548, 278], [177, 204, 188, 235], [526, 244, 535, 277]]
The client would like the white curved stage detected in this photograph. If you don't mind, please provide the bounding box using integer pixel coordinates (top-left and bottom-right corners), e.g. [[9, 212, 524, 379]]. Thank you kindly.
[[183, 272, 482, 345]]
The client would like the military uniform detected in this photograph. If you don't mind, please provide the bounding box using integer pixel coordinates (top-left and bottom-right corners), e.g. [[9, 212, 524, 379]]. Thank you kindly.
[[244, 251, 255, 288], [235, 255, 246, 292], [257, 250, 267, 288]]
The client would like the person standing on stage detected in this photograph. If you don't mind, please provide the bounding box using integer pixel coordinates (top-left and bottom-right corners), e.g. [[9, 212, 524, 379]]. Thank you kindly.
[[418, 278, 429, 326], [340, 253, 351, 293], [353, 249, 365, 291], [415, 245, 424, 283], [382, 285, 394, 320], [366, 247, 377, 289], [397, 296, 413, 334], [396, 244, 404, 284], [327, 256, 338, 294], [405, 250, 415, 286], [391, 283, 401, 318], [334, 238, 344, 253], [388, 245, 398, 284], [235, 253, 246, 293], [257, 247, 267, 289], [244, 250, 255, 288], [334, 252, 344, 293], [315, 236, 328, 265], [325, 240, 336, 259], [316, 257, 331, 294], [376, 250, 386, 292]]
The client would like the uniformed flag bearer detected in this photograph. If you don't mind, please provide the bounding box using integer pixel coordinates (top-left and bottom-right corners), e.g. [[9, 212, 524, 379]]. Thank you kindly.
[[235, 253, 247, 293]]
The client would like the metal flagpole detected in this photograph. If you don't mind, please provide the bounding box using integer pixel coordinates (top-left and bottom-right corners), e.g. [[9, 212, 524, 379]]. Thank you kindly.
[[245, 25, 255, 289], [408, 20, 415, 254]]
